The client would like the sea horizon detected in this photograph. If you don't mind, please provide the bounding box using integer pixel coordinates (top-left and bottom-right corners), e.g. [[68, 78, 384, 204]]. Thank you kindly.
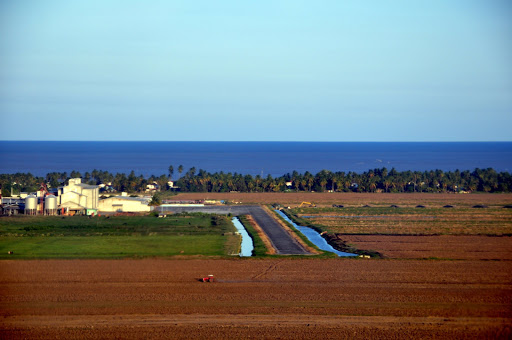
[[1, 141, 511, 177], [1, 140, 511, 143]]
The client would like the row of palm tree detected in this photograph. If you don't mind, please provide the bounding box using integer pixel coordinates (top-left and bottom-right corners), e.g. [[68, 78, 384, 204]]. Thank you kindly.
[[173, 167, 511, 193], [1, 167, 511, 196]]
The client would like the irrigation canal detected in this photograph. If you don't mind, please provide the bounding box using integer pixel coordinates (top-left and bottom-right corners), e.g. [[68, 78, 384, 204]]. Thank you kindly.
[[275, 210, 357, 257], [156, 205, 312, 255], [231, 217, 254, 257]]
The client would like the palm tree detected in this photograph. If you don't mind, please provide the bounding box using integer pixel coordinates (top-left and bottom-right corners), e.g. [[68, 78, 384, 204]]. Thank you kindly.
[[300, 179, 307, 191], [383, 179, 392, 193], [168, 165, 174, 180], [307, 177, 314, 192], [255, 175, 262, 192], [369, 179, 377, 192], [293, 178, 301, 191], [91, 169, 99, 182], [187, 167, 196, 178], [178, 165, 184, 178], [320, 179, 327, 192]]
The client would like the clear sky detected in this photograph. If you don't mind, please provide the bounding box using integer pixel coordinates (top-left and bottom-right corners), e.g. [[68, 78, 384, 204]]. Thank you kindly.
[[1, 1, 511, 141]]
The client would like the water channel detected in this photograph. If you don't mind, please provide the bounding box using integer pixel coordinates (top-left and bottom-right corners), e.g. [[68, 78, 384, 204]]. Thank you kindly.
[[231, 217, 254, 257], [275, 210, 357, 257]]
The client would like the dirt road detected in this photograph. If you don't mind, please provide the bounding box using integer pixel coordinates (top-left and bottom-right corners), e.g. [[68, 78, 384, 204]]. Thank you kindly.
[[1, 259, 510, 339]]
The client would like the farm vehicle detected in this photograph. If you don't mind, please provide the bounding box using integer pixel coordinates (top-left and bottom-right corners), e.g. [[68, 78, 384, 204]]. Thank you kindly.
[[202, 275, 215, 282]]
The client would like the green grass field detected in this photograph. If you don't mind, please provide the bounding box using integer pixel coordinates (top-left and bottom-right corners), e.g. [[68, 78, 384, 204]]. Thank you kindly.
[[0, 214, 240, 258]]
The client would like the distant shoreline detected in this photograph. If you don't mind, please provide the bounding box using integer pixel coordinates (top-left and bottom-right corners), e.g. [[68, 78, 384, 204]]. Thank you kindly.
[[2, 167, 511, 194], [1, 141, 511, 177]]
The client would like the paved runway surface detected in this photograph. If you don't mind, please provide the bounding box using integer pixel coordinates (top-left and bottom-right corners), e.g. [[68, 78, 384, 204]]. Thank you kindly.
[[157, 206, 311, 255]]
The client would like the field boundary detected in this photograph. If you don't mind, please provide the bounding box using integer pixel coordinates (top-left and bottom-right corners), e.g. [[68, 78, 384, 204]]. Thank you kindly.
[[264, 206, 323, 255], [280, 209, 384, 258], [242, 215, 276, 255]]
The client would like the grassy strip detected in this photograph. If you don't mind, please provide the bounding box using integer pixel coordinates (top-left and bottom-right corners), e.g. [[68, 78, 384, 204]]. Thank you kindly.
[[281, 209, 383, 258], [237, 215, 270, 256], [270, 208, 336, 258]]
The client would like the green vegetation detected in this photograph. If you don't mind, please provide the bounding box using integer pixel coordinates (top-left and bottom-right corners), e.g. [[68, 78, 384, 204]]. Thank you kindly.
[[173, 167, 512, 193], [0, 214, 240, 259], [237, 216, 268, 256], [2, 167, 511, 196], [149, 192, 162, 206]]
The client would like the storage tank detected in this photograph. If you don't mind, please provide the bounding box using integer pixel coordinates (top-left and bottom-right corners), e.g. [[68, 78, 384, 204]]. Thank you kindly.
[[45, 195, 57, 215], [25, 195, 38, 215]]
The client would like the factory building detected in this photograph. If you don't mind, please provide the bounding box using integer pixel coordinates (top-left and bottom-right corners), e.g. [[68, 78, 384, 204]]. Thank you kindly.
[[58, 178, 99, 215], [1, 179, 154, 215], [0, 196, 23, 215], [1, 190, 58, 216], [98, 194, 151, 213]]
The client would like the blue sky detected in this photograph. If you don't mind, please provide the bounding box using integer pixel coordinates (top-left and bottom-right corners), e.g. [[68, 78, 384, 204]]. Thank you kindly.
[[1, 1, 511, 141]]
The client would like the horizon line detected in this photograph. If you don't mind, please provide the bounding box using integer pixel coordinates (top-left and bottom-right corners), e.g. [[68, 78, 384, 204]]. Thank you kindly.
[[1, 140, 511, 143]]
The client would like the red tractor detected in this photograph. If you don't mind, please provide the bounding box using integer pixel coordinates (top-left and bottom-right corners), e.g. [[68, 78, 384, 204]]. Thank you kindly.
[[202, 275, 215, 282]]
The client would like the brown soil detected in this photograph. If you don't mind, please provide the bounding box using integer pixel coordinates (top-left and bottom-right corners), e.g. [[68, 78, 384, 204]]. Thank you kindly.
[[176, 192, 512, 207], [305, 208, 512, 235], [339, 235, 512, 260], [1, 259, 511, 339]]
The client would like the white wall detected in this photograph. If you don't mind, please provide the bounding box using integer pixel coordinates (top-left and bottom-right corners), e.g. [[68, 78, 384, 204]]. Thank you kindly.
[[98, 197, 150, 212]]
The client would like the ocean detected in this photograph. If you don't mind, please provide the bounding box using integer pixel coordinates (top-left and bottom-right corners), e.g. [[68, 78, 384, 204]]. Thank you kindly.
[[0, 141, 511, 177]]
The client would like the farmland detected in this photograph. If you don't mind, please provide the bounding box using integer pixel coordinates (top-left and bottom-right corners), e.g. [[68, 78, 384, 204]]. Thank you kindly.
[[291, 206, 512, 235], [175, 192, 512, 260], [1, 192, 512, 338], [338, 234, 512, 260], [0, 214, 241, 258], [173, 191, 512, 207], [272, 194, 512, 260], [1, 258, 510, 339]]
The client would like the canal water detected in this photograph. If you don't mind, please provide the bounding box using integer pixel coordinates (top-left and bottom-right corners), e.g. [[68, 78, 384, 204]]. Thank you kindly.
[[231, 217, 254, 257], [275, 210, 357, 257]]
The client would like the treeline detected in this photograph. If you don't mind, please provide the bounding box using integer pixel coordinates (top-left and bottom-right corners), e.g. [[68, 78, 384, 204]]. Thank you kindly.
[[172, 167, 512, 193], [1, 167, 512, 196], [0, 170, 169, 196]]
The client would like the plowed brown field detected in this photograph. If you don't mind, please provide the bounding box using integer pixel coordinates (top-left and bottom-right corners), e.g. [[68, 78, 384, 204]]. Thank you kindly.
[[339, 235, 512, 260], [175, 192, 512, 207], [1, 259, 511, 339]]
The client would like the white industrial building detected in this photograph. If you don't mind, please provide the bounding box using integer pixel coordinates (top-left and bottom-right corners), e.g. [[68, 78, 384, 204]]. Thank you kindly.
[[2, 179, 153, 215], [98, 195, 151, 213], [58, 178, 99, 215]]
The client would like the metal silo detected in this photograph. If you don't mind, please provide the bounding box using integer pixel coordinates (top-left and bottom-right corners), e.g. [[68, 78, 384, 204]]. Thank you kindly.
[[25, 195, 38, 215], [45, 195, 57, 215]]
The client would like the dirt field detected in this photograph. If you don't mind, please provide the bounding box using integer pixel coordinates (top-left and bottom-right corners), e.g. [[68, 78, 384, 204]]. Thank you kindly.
[[2, 193, 511, 338], [339, 235, 512, 260], [298, 207, 512, 235], [175, 192, 512, 207], [1, 259, 511, 339]]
